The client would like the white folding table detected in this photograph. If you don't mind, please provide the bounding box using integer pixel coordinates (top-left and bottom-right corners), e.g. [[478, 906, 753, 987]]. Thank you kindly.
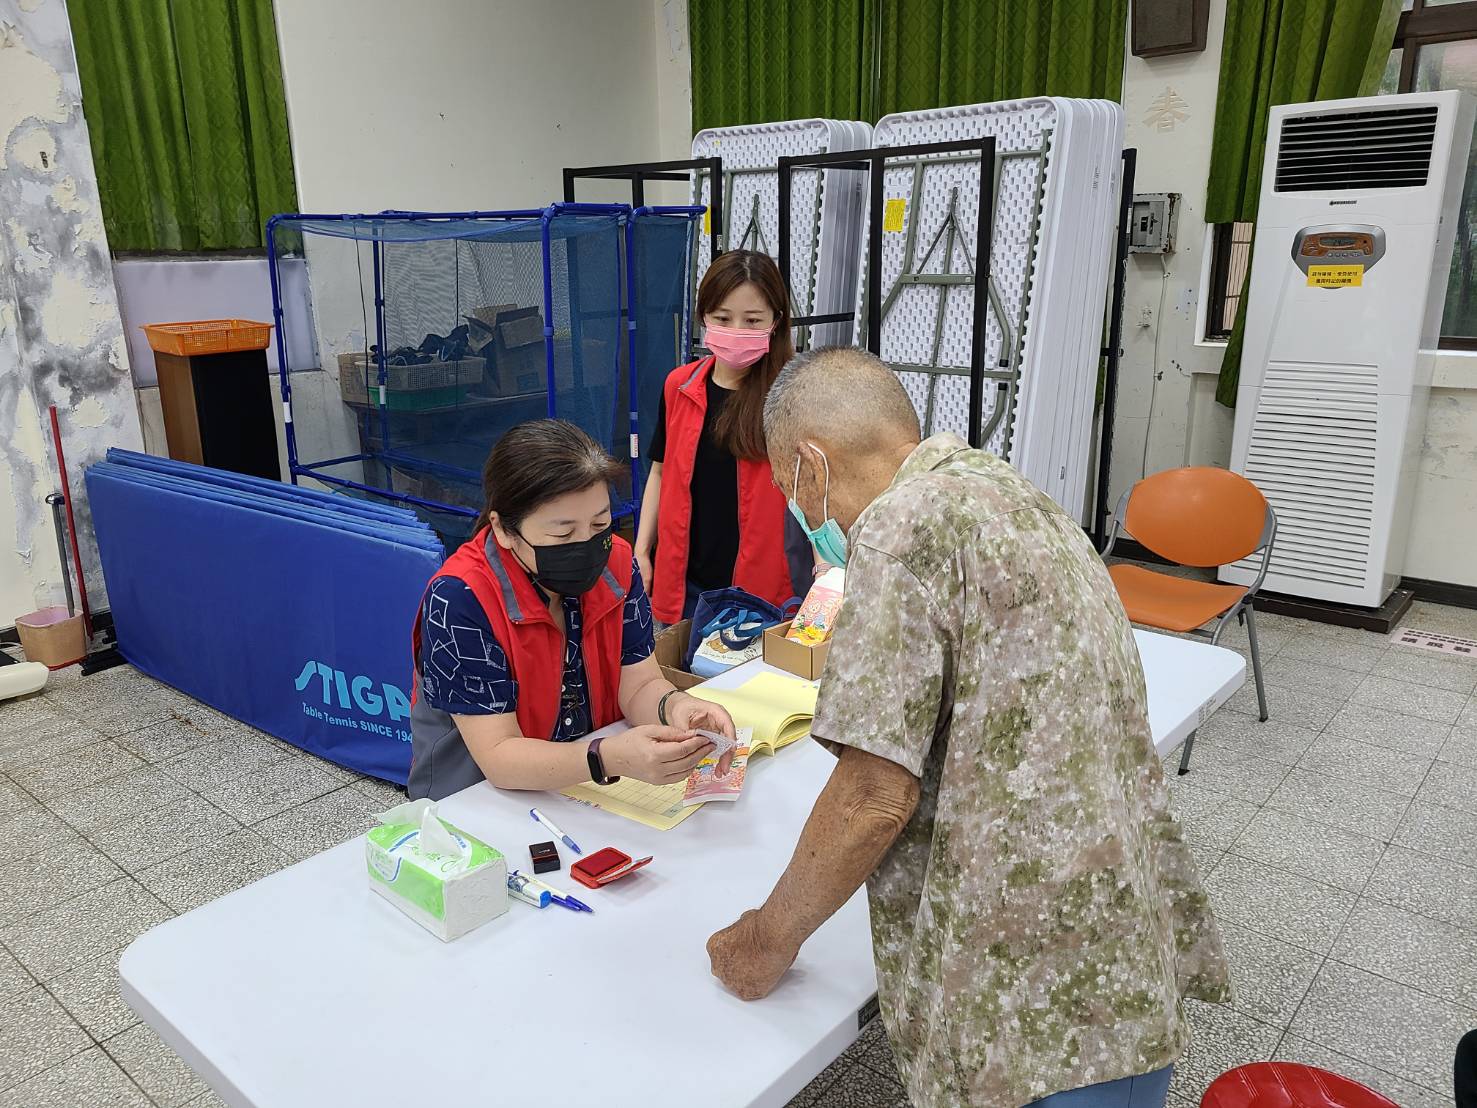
[[120, 630, 1244, 1108], [1134, 628, 1246, 760]]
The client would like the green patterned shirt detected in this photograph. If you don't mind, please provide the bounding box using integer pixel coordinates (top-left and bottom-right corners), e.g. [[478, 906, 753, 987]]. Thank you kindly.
[[812, 434, 1230, 1108]]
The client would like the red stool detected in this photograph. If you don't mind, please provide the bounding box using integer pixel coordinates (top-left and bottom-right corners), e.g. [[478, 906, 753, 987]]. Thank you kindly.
[[1202, 1063, 1400, 1108]]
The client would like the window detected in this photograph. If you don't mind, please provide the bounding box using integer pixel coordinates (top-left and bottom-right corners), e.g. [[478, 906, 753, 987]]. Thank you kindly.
[[1383, 0, 1477, 347], [1204, 221, 1254, 340]]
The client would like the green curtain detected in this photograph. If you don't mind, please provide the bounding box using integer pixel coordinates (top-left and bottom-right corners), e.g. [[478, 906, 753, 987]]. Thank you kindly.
[[69, 0, 298, 252], [873, 0, 1128, 117], [689, 0, 876, 131], [1207, 0, 1400, 406], [690, 0, 1128, 131]]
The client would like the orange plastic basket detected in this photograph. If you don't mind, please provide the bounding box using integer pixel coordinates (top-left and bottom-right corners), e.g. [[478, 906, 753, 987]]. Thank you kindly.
[[142, 319, 274, 357]]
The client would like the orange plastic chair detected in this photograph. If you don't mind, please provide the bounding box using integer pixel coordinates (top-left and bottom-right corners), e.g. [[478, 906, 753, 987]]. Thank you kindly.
[[1101, 467, 1276, 773]]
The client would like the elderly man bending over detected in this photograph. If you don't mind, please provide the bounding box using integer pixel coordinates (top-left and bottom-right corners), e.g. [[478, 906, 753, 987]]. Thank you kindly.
[[707, 347, 1230, 1108]]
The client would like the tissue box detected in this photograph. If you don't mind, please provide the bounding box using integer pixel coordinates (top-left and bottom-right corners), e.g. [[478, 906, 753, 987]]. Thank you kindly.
[[366, 804, 508, 941]]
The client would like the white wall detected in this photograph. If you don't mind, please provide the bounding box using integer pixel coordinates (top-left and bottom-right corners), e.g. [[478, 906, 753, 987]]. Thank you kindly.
[[652, 0, 697, 200], [1113, 0, 1233, 500], [273, 0, 676, 214], [1407, 359, 1477, 584], [1115, 1, 1477, 588], [0, 0, 144, 626]]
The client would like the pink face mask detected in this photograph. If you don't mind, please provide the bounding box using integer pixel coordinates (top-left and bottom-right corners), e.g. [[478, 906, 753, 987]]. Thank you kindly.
[[704, 324, 772, 369]]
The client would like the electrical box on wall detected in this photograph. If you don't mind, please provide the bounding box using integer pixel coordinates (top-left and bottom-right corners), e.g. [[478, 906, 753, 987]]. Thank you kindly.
[[1129, 193, 1179, 253]]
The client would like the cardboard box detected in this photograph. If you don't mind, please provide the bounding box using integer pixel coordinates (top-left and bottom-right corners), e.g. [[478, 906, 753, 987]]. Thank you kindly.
[[481, 307, 544, 395], [654, 619, 704, 690], [481, 309, 596, 397], [486, 341, 546, 396], [498, 313, 543, 350], [763, 620, 830, 681], [467, 303, 519, 337]]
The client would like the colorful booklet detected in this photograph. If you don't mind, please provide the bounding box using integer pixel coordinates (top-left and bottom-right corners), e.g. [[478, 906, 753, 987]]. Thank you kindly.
[[682, 728, 753, 806]]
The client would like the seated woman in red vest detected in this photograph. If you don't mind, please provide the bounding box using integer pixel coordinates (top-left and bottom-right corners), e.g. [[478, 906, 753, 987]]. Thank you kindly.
[[635, 250, 806, 625], [407, 419, 736, 801]]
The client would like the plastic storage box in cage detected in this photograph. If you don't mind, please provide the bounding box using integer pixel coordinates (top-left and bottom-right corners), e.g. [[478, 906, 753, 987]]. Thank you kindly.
[[691, 119, 871, 350], [856, 98, 1123, 521], [267, 205, 700, 543]]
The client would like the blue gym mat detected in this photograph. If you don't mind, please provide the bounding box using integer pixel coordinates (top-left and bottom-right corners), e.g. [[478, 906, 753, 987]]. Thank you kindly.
[[87, 455, 445, 783]]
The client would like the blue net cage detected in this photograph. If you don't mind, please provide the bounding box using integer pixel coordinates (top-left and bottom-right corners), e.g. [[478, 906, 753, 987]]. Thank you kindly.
[[267, 204, 699, 548], [628, 207, 700, 483]]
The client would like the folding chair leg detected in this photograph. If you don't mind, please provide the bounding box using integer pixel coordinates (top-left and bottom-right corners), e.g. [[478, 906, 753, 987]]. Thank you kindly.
[[1178, 729, 1196, 775], [1245, 606, 1270, 722]]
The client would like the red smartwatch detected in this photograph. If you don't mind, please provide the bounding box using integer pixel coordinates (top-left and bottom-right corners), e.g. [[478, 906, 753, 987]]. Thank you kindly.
[[587, 736, 619, 785]]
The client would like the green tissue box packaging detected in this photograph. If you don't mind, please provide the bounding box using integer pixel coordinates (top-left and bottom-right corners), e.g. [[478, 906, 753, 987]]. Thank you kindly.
[[366, 799, 508, 941]]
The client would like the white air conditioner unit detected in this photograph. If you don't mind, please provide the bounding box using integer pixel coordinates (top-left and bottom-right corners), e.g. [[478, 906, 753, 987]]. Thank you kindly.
[[1221, 90, 1475, 607]]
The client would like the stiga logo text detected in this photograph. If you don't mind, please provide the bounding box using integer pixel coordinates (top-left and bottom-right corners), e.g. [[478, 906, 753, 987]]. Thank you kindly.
[[294, 661, 411, 739]]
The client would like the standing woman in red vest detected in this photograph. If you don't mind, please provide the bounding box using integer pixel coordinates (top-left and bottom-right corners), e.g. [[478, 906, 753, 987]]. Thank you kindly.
[[635, 250, 801, 625], [407, 419, 736, 801]]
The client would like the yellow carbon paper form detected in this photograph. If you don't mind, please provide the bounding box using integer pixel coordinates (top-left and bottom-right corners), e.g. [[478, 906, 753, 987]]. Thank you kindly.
[[560, 777, 693, 831], [687, 672, 819, 755], [558, 671, 820, 830]]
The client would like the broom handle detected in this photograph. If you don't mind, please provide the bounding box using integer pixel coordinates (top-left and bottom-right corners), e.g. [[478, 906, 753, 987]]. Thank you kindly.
[[48, 405, 93, 638]]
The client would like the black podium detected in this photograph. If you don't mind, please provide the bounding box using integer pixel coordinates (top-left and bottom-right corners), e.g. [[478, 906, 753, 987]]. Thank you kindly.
[[155, 349, 280, 480]]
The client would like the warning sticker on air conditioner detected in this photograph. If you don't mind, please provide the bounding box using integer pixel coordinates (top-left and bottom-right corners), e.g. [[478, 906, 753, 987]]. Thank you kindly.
[[1306, 265, 1363, 288]]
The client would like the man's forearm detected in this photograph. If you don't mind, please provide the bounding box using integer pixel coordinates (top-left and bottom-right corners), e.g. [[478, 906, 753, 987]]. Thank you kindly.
[[758, 746, 920, 948]]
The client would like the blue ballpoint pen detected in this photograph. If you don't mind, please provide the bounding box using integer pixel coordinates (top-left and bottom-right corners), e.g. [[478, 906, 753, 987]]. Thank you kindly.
[[560, 887, 593, 912], [516, 871, 594, 914], [529, 807, 581, 855]]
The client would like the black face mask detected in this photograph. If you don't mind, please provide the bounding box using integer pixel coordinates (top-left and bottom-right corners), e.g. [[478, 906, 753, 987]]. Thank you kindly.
[[517, 526, 613, 596]]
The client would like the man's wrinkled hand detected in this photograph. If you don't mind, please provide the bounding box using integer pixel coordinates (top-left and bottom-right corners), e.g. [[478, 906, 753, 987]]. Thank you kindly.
[[707, 909, 798, 1000]]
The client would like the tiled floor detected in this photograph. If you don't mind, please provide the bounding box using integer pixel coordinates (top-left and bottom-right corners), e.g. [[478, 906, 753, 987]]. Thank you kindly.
[[1, 599, 1475, 1106]]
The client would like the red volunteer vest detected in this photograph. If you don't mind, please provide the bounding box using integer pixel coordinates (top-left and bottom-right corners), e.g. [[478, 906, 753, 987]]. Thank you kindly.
[[652, 357, 792, 624], [411, 528, 630, 742]]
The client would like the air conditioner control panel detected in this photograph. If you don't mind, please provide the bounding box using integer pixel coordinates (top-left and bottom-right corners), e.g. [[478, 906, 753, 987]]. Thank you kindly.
[[1291, 223, 1386, 275]]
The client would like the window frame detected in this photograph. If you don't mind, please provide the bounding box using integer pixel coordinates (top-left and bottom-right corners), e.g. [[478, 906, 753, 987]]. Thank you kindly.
[[1203, 221, 1254, 341], [1392, 0, 1477, 350], [1204, 222, 1235, 342]]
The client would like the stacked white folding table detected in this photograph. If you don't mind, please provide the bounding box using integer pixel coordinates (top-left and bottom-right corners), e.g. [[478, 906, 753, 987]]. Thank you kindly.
[[689, 102, 1126, 525], [120, 630, 1243, 1108], [857, 98, 1125, 522]]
